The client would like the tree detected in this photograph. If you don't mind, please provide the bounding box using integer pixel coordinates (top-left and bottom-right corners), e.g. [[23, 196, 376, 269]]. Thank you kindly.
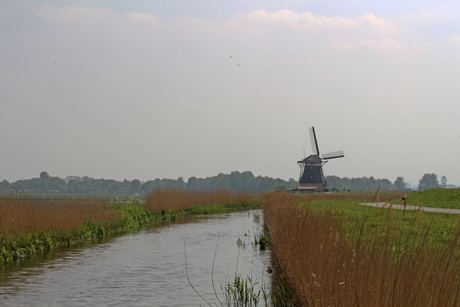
[[393, 177, 406, 191], [325, 175, 343, 190], [176, 177, 186, 189], [187, 176, 201, 191], [130, 179, 142, 192], [11, 180, 25, 192], [40, 171, 49, 180], [441, 176, 447, 188], [287, 178, 298, 190], [48, 176, 68, 192], [69, 180, 87, 193], [122, 179, 131, 190], [379, 179, 393, 190], [0, 180, 10, 190], [418, 173, 439, 191], [82, 176, 95, 192], [30, 177, 48, 192], [65, 176, 81, 183]]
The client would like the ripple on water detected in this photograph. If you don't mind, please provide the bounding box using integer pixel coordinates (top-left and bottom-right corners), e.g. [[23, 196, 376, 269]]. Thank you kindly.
[[0, 210, 270, 307]]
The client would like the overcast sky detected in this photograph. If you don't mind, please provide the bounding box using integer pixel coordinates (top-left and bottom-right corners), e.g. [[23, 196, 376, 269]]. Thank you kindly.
[[1, 0, 459, 186]]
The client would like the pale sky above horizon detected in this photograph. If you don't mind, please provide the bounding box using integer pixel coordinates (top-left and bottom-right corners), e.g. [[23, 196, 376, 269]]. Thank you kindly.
[[1, 0, 460, 186]]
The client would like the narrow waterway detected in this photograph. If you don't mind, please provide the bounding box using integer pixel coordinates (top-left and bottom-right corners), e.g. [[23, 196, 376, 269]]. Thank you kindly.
[[0, 210, 270, 307]]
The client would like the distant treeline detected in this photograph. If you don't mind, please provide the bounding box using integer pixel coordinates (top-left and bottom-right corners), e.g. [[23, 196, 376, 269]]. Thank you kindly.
[[325, 175, 393, 191], [326, 173, 454, 191], [0, 171, 451, 194], [0, 171, 297, 194]]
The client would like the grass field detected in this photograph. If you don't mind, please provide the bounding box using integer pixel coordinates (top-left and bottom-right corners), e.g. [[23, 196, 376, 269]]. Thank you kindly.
[[306, 202, 460, 248], [403, 188, 460, 209]]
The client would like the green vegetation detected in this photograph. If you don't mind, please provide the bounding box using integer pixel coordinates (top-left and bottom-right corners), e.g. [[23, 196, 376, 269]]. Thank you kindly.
[[271, 274, 298, 307], [253, 234, 268, 250], [0, 189, 260, 264], [1, 171, 298, 194], [306, 201, 457, 243], [0, 195, 152, 263], [263, 190, 460, 306], [418, 173, 440, 191], [0, 220, 107, 262], [404, 188, 460, 209], [6, 170, 455, 195], [222, 273, 269, 307], [325, 175, 394, 191], [326, 173, 457, 191], [297, 188, 460, 250]]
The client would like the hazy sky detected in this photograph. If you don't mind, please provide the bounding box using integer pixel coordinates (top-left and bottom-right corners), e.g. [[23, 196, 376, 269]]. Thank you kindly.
[[1, 0, 460, 186]]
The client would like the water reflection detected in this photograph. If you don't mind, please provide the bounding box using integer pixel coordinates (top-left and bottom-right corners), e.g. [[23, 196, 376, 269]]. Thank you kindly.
[[0, 210, 270, 306]]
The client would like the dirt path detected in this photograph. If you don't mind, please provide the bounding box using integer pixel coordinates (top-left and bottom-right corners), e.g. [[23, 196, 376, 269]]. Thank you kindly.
[[360, 202, 460, 215]]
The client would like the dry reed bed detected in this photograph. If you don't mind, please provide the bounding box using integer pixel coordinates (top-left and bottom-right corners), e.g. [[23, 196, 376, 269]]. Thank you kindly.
[[145, 188, 255, 211], [1, 189, 257, 262], [263, 192, 460, 306], [0, 196, 122, 238], [0, 189, 255, 241]]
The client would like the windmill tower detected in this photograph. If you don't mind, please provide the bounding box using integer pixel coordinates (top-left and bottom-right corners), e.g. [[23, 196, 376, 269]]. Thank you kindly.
[[297, 127, 344, 191]]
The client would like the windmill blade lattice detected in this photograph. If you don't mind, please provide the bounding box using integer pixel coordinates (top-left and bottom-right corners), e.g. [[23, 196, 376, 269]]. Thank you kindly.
[[321, 150, 344, 160]]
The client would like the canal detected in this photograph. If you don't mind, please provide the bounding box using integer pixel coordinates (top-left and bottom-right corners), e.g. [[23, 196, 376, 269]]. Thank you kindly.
[[0, 210, 271, 306]]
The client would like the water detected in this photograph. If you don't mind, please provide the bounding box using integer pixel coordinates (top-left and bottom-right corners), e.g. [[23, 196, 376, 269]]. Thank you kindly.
[[0, 210, 271, 306]]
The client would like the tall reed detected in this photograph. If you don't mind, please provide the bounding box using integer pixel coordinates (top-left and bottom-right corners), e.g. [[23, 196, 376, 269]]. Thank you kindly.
[[0, 195, 122, 238], [263, 192, 460, 306], [145, 188, 255, 211], [1, 189, 259, 262]]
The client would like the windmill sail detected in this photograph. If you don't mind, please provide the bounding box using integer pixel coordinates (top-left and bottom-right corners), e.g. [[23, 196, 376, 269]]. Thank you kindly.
[[309, 127, 319, 155], [321, 150, 344, 160]]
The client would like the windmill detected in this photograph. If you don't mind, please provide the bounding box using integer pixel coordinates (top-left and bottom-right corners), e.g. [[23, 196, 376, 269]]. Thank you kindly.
[[297, 127, 344, 191]]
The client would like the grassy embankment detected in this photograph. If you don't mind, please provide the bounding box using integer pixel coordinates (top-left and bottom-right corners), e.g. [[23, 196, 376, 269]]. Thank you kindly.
[[264, 189, 460, 306], [403, 188, 460, 209], [0, 189, 258, 263]]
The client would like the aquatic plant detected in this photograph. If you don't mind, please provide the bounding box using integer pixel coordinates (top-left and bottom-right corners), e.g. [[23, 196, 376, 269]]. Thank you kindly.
[[185, 235, 269, 307], [236, 237, 247, 249], [222, 273, 269, 307], [253, 235, 267, 250]]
